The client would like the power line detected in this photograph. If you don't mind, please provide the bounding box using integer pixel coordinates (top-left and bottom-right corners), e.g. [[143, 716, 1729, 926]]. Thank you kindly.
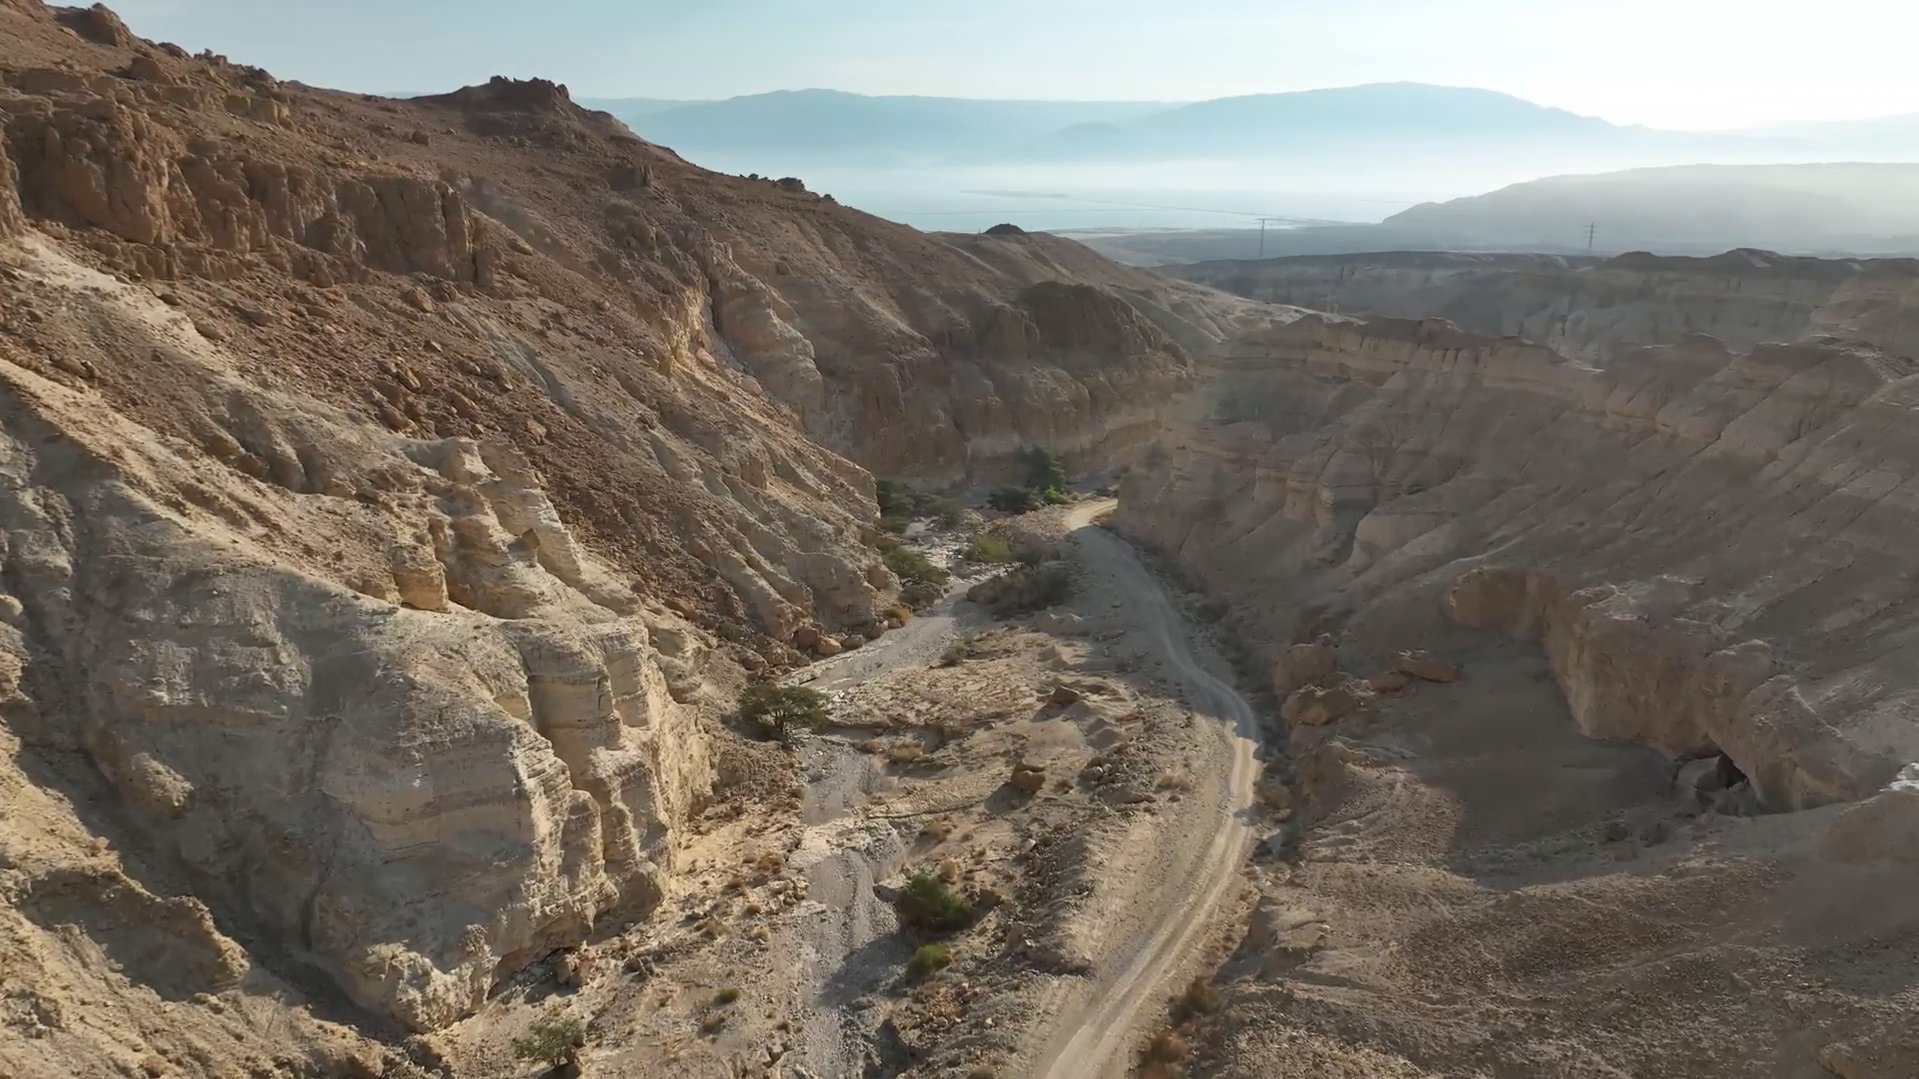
[[1585, 222, 1598, 252]]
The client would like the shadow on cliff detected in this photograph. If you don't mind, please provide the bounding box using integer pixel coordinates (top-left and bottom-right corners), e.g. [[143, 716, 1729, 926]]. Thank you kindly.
[[8, 737, 390, 1031]]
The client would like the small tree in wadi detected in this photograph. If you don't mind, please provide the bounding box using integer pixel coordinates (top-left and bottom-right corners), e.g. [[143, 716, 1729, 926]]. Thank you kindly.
[[511, 1013, 586, 1071], [1016, 445, 1067, 493], [884, 545, 951, 608], [987, 485, 1038, 513], [739, 683, 828, 741]]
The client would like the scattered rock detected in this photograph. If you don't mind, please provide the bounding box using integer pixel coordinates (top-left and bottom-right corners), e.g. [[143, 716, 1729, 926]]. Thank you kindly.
[[1049, 684, 1083, 707], [1392, 649, 1459, 683]]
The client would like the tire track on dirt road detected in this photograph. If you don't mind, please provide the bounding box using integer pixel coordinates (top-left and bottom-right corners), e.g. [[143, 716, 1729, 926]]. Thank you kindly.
[[1031, 501, 1264, 1079]]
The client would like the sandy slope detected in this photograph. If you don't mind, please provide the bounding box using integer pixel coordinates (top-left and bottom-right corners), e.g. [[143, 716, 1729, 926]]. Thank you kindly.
[[1030, 500, 1263, 1078]]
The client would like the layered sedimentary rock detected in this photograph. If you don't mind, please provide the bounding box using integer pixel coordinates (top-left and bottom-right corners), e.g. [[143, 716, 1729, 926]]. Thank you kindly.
[[1121, 309, 1919, 809], [1174, 248, 1919, 366], [0, 1, 1245, 1056]]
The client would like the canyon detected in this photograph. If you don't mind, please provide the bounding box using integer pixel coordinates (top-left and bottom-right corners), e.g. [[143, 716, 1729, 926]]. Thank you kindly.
[[1, 4, 1918, 1078]]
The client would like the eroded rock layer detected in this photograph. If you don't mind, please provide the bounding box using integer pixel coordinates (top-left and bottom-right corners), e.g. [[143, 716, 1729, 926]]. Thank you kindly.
[[1174, 248, 1919, 366]]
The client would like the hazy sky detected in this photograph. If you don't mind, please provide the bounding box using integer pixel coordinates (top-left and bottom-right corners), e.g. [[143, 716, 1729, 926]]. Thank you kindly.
[[110, 0, 1919, 129]]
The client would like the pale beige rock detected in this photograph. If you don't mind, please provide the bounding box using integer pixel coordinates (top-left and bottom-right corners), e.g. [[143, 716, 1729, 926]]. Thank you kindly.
[[1280, 680, 1369, 728], [1391, 649, 1458, 683], [1009, 762, 1046, 794], [1272, 636, 1336, 695]]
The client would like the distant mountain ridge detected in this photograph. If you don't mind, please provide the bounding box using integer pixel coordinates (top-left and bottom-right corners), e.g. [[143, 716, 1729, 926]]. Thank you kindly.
[[585, 83, 1919, 182], [599, 88, 1172, 169]]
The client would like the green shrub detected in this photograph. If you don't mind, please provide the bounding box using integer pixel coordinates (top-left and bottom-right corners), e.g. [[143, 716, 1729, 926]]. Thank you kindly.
[[511, 1014, 586, 1068], [969, 561, 1075, 615], [895, 873, 974, 933], [907, 943, 952, 977], [966, 533, 1018, 564], [738, 683, 828, 741], [884, 545, 950, 608], [1016, 445, 1066, 492], [877, 479, 950, 524], [1028, 562, 1075, 606], [875, 478, 917, 520], [987, 486, 1038, 513], [1040, 485, 1071, 506]]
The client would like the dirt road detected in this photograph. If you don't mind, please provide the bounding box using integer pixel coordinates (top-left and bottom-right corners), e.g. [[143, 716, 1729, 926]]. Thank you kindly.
[[1030, 501, 1264, 1079]]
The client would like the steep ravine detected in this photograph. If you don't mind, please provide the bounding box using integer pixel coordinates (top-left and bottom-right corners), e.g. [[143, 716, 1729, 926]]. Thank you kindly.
[[1108, 303, 1919, 1077]]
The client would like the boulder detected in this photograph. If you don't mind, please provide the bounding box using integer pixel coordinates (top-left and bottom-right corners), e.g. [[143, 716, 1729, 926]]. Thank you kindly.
[[1368, 670, 1410, 695], [1392, 649, 1459, 683], [1272, 636, 1336, 695], [1049, 684, 1083, 707], [812, 634, 842, 658], [1280, 679, 1368, 727], [1821, 776, 1919, 868], [1009, 762, 1046, 794], [58, 3, 134, 46], [792, 624, 821, 650]]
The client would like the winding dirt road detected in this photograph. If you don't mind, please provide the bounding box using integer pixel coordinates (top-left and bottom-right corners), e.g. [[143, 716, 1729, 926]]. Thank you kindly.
[[1031, 501, 1264, 1079]]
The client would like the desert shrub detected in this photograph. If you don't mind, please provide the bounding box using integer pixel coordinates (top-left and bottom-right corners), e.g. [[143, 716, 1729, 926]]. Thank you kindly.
[[1139, 1027, 1191, 1079], [895, 873, 974, 933], [1171, 976, 1222, 1021], [966, 533, 1018, 564], [907, 943, 952, 977], [967, 561, 1075, 615], [987, 485, 1038, 513], [511, 1014, 586, 1068], [884, 545, 950, 608], [738, 683, 828, 741]]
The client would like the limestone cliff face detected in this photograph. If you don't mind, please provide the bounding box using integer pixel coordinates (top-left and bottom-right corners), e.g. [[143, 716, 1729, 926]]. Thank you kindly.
[[0, 236, 720, 1031], [689, 211, 1200, 481], [1120, 309, 1919, 809], [1173, 249, 1919, 366]]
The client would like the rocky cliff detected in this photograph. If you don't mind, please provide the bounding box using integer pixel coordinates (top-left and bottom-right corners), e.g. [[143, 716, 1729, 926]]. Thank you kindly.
[[0, 1, 1233, 1066], [1173, 248, 1919, 365], [1120, 309, 1919, 810]]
